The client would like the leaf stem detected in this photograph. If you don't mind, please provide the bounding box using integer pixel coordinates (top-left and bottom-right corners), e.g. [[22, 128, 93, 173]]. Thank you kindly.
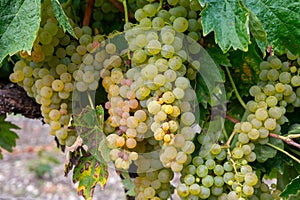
[[83, 0, 94, 26], [266, 142, 300, 164], [269, 133, 300, 149], [225, 66, 247, 109]]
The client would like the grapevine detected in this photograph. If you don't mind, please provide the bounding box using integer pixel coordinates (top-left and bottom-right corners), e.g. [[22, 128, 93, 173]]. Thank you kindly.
[[1, 0, 300, 200]]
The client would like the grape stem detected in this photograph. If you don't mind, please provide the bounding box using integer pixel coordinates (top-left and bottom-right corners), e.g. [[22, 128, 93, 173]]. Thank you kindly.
[[122, 0, 129, 24], [266, 143, 300, 164], [87, 92, 95, 109], [224, 130, 237, 148], [269, 133, 300, 149], [157, 0, 163, 11], [83, 0, 94, 26], [109, 0, 133, 19], [224, 66, 247, 109]]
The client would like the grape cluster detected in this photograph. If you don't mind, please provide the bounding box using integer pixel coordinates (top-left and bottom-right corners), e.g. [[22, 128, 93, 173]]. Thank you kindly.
[[134, 169, 174, 199], [9, 0, 79, 146], [234, 51, 300, 159]]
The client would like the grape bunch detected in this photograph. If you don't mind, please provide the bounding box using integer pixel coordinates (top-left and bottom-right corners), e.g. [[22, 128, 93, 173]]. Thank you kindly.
[[9, 0, 80, 146], [234, 51, 300, 161]]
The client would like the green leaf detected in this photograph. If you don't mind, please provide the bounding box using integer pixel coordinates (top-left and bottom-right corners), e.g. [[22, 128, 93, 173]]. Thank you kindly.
[[229, 40, 263, 97], [200, 0, 250, 52], [0, 115, 19, 159], [207, 46, 231, 67], [281, 175, 300, 198], [254, 137, 284, 163], [73, 105, 108, 162], [51, 0, 77, 38], [121, 173, 136, 197], [73, 151, 108, 200], [0, 0, 41, 63], [248, 11, 268, 55], [243, 0, 300, 55]]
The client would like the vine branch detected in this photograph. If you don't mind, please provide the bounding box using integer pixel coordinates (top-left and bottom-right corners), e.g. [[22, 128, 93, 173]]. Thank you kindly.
[[83, 0, 95, 26], [226, 114, 239, 124], [226, 114, 300, 149], [224, 66, 247, 109], [269, 133, 300, 149]]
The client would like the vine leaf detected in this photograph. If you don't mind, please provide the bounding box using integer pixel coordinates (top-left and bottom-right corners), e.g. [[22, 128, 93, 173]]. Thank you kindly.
[[248, 11, 268, 56], [0, 0, 41, 63], [73, 105, 108, 162], [206, 46, 231, 67], [254, 137, 284, 163], [0, 115, 20, 159], [200, 0, 250, 52], [229, 40, 263, 97], [73, 151, 108, 200], [243, 0, 300, 55], [122, 173, 136, 197], [280, 175, 300, 198], [51, 0, 77, 38]]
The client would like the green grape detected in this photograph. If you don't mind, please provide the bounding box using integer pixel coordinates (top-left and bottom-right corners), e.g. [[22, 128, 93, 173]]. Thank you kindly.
[[196, 165, 208, 177], [259, 70, 268, 81], [243, 185, 254, 196], [132, 49, 147, 64], [181, 112, 195, 126], [248, 128, 259, 140], [247, 101, 258, 112], [255, 108, 268, 121], [242, 145, 252, 155], [249, 85, 261, 97], [286, 50, 298, 60], [52, 79, 64, 92], [251, 118, 262, 129], [269, 56, 282, 69], [241, 122, 252, 132], [205, 159, 215, 170], [279, 72, 291, 84], [152, 17, 165, 28], [173, 17, 189, 32], [244, 173, 258, 186], [291, 75, 300, 87], [189, 183, 201, 195], [184, 174, 196, 185], [267, 69, 280, 81], [39, 30, 52, 45], [223, 172, 234, 184], [213, 165, 224, 176], [211, 186, 223, 196], [143, 4, 156, 17], [210, 143, 221, 155], [245, 152, 256, 162], [232, 147, 244, 159], [202, 175, 214, 187], [264, 118, 276, 130], [177, 184, 189, 197], [214, 176, 224, 187], [144, 187, 156, 198], [40, 86, 53, 98], [199, 186, 210, 199]]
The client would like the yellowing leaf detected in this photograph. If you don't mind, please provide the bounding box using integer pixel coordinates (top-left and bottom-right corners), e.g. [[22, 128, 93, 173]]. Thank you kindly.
[[73, 151, 108, 199]]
